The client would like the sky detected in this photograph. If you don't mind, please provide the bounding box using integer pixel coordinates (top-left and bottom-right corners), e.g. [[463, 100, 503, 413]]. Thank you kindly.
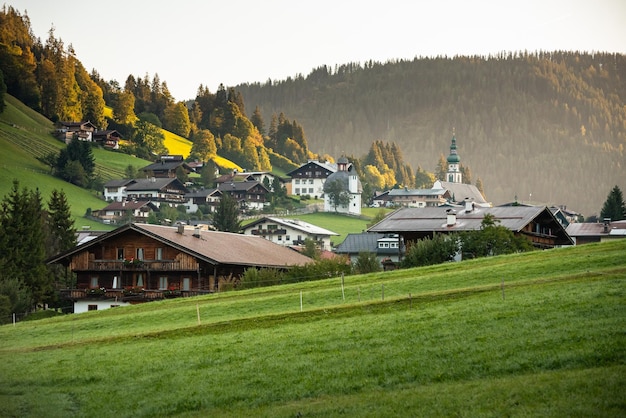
[[7, 0, 626, 101]]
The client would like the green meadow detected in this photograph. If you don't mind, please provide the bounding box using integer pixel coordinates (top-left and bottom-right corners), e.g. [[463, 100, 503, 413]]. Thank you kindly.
[[1, 239, 624, 417]]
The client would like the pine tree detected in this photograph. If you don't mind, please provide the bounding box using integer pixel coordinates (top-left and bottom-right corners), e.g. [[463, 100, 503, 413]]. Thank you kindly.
[[600, 185, 626, 221], [251, 106, 265, 136], [46, 189, 76, 256], [212, 193, 241, 232], [0, 181, 50, 307]]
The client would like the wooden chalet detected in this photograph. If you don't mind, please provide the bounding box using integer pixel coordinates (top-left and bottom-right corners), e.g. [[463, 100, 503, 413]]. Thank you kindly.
[[141, 155, 194, 178], [125, 177, 188, 206], [368, 204, 573, 249], [217, 180, 270, 212], [92, 200, 159, 224], [55, 121, 97, 143], [93, 129, 122, 149], [47, 223, 312, 311]]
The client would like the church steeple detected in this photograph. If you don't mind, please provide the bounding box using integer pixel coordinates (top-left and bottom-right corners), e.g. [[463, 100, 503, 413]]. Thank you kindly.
[[446, 131, 462, 183]]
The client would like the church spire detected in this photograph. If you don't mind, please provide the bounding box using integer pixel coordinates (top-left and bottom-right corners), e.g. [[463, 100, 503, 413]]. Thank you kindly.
[[446, 131, 462, 183]]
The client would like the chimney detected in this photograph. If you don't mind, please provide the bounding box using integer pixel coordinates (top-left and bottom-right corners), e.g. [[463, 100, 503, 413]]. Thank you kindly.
[[446, 209, 457, 226], [603, 218, 611, 233], [193, 227, 201, 238], [464, 198, 474, 212], [177, 224, 185, 234]]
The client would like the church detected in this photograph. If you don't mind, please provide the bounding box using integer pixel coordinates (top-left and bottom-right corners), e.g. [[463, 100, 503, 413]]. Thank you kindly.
[[323, 156, 363, 215], [435, 134, 491, 208]]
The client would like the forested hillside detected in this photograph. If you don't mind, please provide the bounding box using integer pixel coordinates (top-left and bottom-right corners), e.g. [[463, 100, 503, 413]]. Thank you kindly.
[[237, 53, 626, 216]]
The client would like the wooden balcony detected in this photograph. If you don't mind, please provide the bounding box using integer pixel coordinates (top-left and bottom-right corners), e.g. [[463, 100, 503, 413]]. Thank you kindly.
[[82, 259, 185, 271]]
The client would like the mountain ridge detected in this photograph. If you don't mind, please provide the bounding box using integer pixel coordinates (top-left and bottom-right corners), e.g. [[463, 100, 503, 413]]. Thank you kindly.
[[235, 52, 626, 216]]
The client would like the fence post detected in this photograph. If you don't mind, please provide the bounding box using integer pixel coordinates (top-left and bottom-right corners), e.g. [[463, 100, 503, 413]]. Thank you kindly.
[[341, 273, 345, 301]]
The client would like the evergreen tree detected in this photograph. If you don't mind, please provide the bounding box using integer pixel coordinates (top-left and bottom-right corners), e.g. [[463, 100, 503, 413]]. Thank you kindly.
[[212, 193, 241, 232], [200, 160, 217, 188], [600, 186, 626, 221], [46, 189, 76, 256], [46, 189, 76, 289], [435, 154, 448, 181], [250, 106, 265, 136], [0, 181, 50, 307]]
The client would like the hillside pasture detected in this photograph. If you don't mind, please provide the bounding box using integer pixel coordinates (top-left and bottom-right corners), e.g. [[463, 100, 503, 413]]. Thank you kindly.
[[0, 240, 624, 417]]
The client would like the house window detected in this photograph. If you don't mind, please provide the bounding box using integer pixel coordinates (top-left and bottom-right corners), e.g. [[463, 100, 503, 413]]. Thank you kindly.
[[88, 305, 98, 311], [117, 248, 124, 260], [183, 278, 190, 291], [136, 274, 143, 287], [286, 235, 291, 241], [295, 179, 300, 184], [90, 277, 98, 289], [156, 248, 163, 260], [110, 305, 120, 308], [390, 242, 398, 248], [268, 224, 278, 231], [136, 248, 144, 260], [159, 277, 168, 290], [309, 179, 314, 184], [295, 188, 300, 194], [309, 188, 314, 194]]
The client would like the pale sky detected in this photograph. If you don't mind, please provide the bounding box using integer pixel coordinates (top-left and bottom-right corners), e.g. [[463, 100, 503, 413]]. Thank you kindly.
[[6, 0, 626, 101]]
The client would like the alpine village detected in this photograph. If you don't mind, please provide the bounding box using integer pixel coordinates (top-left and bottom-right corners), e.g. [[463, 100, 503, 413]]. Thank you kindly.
[[0, 5, 625, 417]]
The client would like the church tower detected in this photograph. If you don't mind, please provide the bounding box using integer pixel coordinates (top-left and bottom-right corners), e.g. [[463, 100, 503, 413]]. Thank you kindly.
[[446, 133, 462, 183]]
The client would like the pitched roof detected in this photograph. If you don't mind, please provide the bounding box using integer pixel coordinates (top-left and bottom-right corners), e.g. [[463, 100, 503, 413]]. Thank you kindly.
[[335, 233, 386, 253], [566, 220, 626, 237], [217, 180, 269, 193], [436, 181, 488, 204], [388, 188, 449, 197], [126, 177, 187, 192], [100, 200, 158, 211], [104, 179, 136, 188], [286, 160, 337, 177], [48, 223, 313, 268], [368, 206, 573, 244], [243, 217, 339, 236]]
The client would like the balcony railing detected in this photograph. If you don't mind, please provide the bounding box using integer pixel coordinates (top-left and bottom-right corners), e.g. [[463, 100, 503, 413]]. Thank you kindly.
[[83, 259, 183, 271], [60, 288, 211, 301], [250, 228, 287, 236]]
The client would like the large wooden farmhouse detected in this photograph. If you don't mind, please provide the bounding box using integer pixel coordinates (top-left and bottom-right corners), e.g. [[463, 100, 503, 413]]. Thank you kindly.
[[368, 204, 573, 249], [47, 223, 312, 313]]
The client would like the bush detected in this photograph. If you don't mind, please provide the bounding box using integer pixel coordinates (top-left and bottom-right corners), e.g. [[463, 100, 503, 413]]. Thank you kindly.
[[353, 252, 381, 274], [239, 268, 285, 289], [401, 234, 459, 268]]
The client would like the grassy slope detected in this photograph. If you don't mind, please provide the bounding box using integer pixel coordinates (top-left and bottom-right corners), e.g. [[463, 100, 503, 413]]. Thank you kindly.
[[0, 96, 115, 229], [0, 239, 624, 417]]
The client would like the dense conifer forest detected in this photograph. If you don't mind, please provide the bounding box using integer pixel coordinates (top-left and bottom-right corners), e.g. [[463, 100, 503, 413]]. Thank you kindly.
[[236, 53, 626, 216]]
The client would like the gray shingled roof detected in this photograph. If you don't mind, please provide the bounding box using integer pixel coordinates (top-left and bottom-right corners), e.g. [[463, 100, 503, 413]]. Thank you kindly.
[[335, 233, 385, 254], [368, 206, 568, 235]]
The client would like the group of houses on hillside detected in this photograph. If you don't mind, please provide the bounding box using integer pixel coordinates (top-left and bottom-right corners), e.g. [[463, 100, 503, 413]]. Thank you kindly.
[[48, 128, 625, 314]]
